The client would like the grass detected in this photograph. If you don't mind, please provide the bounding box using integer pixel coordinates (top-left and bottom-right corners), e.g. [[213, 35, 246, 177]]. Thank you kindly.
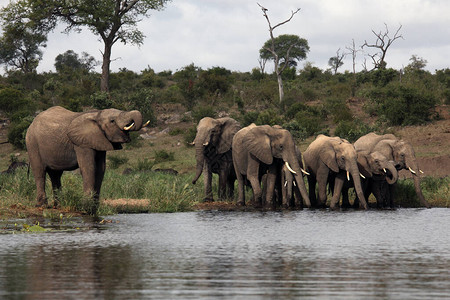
[[0, 130, 449, 219]]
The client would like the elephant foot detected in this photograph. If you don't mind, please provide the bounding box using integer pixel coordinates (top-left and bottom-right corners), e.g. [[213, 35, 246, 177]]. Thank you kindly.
[[237, 200, 245, 206], [202, 197, 214, 203]]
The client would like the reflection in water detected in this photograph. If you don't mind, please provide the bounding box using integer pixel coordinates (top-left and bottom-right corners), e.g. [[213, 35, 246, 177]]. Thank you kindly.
[[0, 209, 449, 299]]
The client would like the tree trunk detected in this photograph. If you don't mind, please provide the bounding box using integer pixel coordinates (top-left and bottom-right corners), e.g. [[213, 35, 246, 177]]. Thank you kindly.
[[277, 72, 284, 103], [101, 42, 112, 93]]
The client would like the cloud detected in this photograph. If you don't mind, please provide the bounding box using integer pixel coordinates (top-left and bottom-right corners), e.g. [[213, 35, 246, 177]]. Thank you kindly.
[[0, 0, 448, 74]]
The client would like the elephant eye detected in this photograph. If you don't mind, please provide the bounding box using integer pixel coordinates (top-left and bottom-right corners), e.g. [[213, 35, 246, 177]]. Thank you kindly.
[[110, 119, 115, 123]]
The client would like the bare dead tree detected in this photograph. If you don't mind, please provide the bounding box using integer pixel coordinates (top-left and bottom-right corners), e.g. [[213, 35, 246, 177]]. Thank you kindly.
[[258, 57, 267, 74], [258, 3, 300, 103], [346, 39, 363, 75], [328, 48, 346, 75], [362, 23, 403, 70]]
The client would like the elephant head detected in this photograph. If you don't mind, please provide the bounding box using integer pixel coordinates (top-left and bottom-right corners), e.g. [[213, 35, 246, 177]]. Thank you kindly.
[[243, 125, 311, 208], [357, 151, 398, 184], [67, 109, 145, 151], [305, 135, 368, 209], [377, 138, 429, 208], [192, 117, 241, 184]]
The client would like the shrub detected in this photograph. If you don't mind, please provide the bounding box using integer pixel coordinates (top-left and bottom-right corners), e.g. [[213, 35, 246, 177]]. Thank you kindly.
[[135, 158, 155, 171], [255, 109, 284, 126], [90, 91, 112, 109], [7, 116, 33, 150], [334, 120, 374, 143], [191, 105, 217, 123], [154, 150, 175, 163], [367, 83, 438, 126], [108, 155, 129, 169]]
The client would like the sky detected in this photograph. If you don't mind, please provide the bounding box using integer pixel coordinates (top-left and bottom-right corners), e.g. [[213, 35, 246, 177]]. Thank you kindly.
[[1, 0, 449, 74]]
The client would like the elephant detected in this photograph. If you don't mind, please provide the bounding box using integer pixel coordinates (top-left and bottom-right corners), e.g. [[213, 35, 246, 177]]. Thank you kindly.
[[25, 106, 148, 214], [232, 124, 311, 208], [338, 150, 398, 209], [303, 134, 369, 210], [354, 132, 430, 208], [191, 117, 241, 202]]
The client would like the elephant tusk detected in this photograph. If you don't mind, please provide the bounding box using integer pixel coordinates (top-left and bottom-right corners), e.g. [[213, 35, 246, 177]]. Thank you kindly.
[[284, 181, 288, 187], [409, 167, 417, 175], [383, 168, 387, 173], [301, 168, 310, 176], [203, 142, 209, 146], [189, 141, 195, 146], [142, 120, 151, 128], [293, 181, 296, 187], [285, 161, 297, 174], [347, 171, 350, 181], [420, 169, 424, 174], [360, 173, 366, 179], [124, 122, 135, 131]]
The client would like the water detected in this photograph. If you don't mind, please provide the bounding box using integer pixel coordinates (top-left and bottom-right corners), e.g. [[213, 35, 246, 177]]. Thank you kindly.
[[1, 208, 449, 299]]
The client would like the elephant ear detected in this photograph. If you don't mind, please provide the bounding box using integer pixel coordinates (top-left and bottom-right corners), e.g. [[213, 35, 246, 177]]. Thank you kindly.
[[243, 126, 273, 165], [357, 153, 373, 178], [67, 112, 115, 151], [217, 118, 241, 154], [319, 140, 339, 173]]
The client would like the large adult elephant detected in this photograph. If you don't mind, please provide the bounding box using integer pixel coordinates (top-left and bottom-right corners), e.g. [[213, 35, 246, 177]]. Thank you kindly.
[[232, 124, 311, 208], [303, 134, 368, 210], [25, 106, 148, 214], [191, 117, 241, 201], [339, 150, 398, 209], [354, 132, 430, 208]]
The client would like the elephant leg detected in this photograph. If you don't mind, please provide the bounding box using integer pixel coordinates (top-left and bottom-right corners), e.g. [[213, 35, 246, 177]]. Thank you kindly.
[[226, 170, 235, 200], [264, 169, 277, 209], [341, 186, 350, 209], [307, 175, 317, 207], [388, 182, 396, 208], [330, 176, 344, 210], [203, 164, 213, 202], [94, 151, 107, 205], [317, 177, 328, 208], [236, 173, 246, 206], [47, 169, 63, 208], [29, 156, 47, 207], [75, 147, 99, 214], [371, 180, 384, 209]]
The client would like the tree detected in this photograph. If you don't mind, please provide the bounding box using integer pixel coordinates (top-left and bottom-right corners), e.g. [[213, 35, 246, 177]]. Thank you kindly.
[[362, 23, 403, 70], [1, 0, 171, 92], [258, 3, 306, 103], [55, 50, 99, 73], [328, 48, 346, 75], [0, 4, 47, 73]]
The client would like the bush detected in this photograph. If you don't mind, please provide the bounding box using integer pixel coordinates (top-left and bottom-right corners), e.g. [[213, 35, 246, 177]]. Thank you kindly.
[[8, 116, 33, 150], [367, 83, 438, 126], [108, 155, 129, 169], [91, 91, 113, 109], [135, 158, 155, 171], [334, 120, 374, 143], [191, 105, 217, 123], [255, 109, 284, 126], [154, 150, 175, 163]]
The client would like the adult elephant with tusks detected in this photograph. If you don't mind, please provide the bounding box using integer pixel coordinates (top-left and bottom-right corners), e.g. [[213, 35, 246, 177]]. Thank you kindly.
[[232, 124, 311, 208], [354, 132, 430, 208], [25, 106, 149, 214], [303, 134, 369, 210], [191, 117, 241, 202]]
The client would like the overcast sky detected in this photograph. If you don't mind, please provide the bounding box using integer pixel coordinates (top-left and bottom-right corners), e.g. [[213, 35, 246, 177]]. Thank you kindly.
[[1, 0, 449, 74]]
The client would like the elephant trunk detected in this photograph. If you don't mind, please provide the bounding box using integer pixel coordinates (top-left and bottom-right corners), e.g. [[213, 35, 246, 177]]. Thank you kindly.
[[385, 163, 398, 185], [284, 157, 311, 208], [405, 157, 430, 208], [119, 110, 143, 131], [192, 144, 205, 184], [350, 162, 368, 209]]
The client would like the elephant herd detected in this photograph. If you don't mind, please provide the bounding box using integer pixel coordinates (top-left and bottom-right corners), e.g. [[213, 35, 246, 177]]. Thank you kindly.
[[24, 106, 430, 214], [192, 116, 431, 210]]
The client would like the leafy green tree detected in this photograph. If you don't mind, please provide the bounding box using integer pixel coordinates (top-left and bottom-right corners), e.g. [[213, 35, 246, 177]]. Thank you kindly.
[[0, 4, 47, 73], [1, 0, 171, 92], [54, 50, 98, 74], [258, 4, 308, 103]]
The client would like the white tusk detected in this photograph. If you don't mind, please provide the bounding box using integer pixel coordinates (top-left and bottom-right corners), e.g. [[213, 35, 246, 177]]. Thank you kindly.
[[383, 168, 387, 173], [347, 171, 350, 181], [301, 168, 310, 176], [360, 173, 366, 179], [203, 142, 209, 146], [420, 169, 424, 174], [285, 162, 297, 174], [189, 141, 195, 146], [124, 122, 135, 131], [409, 167, 417, 175], [293, 181, 296, 187], [142, 120, 151, 127], [284, 181, 288, 187]]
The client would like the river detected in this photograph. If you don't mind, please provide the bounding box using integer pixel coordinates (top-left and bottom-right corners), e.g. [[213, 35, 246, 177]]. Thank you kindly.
[[1, 208, 449, 299]]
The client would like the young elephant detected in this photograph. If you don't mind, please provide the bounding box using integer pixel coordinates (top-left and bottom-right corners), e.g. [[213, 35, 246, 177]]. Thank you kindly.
[[232, 124, 310, 208], [191, 117, 241, 202], [339, 150, 398, 209], [25, 106, 148, 214], [354, 133, 430, 208], [303, 135, 368, 210]]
